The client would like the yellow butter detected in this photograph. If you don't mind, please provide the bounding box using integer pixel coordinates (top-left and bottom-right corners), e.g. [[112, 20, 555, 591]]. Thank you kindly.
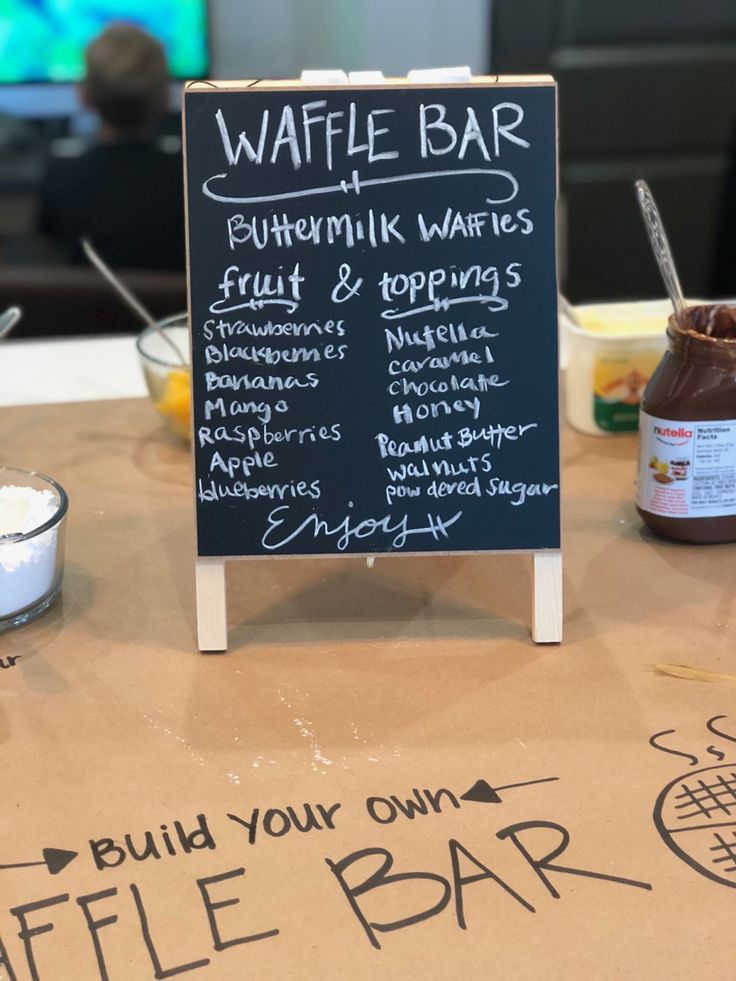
[[575, 310, 668, 336]]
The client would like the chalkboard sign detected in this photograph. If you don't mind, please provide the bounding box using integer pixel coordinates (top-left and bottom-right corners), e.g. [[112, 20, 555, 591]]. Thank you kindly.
[[185, 83, 560, 556], [183, 76, 561, 648]]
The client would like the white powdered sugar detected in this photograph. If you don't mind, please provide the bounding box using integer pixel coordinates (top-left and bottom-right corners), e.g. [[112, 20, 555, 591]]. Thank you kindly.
[[0, 485, 60, 618]]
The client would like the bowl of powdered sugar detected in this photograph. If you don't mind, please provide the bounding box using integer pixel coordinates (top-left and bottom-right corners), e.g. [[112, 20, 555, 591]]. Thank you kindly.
[[0, 467, 68, 630]]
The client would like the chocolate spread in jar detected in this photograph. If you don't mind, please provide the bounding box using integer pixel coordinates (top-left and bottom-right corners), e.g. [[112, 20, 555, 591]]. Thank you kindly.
[[636, 304, 736, 544]]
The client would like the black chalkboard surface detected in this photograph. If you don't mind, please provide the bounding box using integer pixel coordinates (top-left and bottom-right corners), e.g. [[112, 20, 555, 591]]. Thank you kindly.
[[184, 78, 559, 559]]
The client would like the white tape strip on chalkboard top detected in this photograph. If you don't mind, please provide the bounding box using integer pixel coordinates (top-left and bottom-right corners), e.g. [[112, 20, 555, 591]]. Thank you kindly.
[[407, 66, 472, 83], [348, 71, 386, 84], [300, 69, 349, 85], [299, 68, 471, 86], [300, 70, 387, 86]]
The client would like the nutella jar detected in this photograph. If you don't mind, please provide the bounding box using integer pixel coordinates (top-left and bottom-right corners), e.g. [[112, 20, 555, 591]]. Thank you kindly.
[[636, 305, 736, 544]]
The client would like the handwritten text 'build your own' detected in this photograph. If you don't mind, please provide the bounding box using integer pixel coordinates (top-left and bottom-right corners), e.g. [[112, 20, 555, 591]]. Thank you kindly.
[[0, 794, 651, 979]]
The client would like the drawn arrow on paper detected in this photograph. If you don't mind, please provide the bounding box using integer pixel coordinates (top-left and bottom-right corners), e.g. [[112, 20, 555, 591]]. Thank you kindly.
[[461, 776, 560, 804], [0, 847, 78, 876]]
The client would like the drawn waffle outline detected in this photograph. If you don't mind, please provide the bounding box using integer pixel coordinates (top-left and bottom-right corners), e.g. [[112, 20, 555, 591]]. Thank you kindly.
[[654, 763, 736, 889]]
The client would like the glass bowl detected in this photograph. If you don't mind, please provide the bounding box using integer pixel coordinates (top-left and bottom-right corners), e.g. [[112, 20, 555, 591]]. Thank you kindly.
[[0, 466, 68, 631], [136, 313, 191, 441]]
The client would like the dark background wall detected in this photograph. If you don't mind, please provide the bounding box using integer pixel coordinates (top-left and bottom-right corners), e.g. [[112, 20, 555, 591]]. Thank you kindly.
[[492, 0, 736, 301], [3, 1, 736, 328]]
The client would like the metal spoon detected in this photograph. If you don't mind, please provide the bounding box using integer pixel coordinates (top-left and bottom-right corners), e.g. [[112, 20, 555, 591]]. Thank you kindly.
[[635, 180, 687, 327], [81, 238, 189, 368], [0, 306, 22, 340]]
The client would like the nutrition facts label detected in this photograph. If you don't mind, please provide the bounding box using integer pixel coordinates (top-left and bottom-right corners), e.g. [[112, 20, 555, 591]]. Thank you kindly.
[[637, 413, 736, 518]]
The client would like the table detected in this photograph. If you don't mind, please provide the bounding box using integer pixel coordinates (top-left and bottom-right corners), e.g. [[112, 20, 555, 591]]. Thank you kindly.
[[0, 334, 145, 407], [1, 396, 734, 980]]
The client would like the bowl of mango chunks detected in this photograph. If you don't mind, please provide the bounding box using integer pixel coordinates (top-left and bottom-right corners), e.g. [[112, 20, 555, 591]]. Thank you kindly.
[[136, 314, 191, 441]]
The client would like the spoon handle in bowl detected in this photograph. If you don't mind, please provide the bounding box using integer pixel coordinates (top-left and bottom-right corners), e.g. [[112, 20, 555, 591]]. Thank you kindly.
[[0, 306, 22, 340], [82, 238, 188, 367]]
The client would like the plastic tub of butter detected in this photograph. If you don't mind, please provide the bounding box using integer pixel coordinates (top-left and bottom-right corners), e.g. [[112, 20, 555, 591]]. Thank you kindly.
[[561, 300, 680, 436]]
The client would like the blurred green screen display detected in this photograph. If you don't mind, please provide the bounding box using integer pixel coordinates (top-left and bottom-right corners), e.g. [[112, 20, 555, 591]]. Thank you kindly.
[[0, 0, 208, 83]]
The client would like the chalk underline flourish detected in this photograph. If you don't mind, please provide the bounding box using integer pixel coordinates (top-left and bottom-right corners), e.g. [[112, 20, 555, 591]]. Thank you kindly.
[[201, 167, 518, 205], [381, 294, 508, 320], [208, 297, 299, 315]]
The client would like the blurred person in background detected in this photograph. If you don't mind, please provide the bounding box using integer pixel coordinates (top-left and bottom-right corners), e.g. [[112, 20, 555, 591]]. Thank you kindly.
[[37, 23, 185, 271]]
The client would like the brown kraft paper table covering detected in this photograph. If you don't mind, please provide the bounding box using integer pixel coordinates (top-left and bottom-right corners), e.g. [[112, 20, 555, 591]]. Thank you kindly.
[[0, 397, 734, 980]]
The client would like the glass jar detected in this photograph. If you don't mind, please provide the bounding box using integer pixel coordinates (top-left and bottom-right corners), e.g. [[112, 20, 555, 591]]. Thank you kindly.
[[636, 306, 736, 544], [0, 467, 68, 629]]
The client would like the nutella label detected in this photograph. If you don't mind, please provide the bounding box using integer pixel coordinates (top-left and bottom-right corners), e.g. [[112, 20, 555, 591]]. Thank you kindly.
[[637, 412, 736, 518]]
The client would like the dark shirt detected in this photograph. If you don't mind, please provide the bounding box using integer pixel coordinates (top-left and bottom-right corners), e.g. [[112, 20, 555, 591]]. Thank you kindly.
[[38, 141, 185, 271]]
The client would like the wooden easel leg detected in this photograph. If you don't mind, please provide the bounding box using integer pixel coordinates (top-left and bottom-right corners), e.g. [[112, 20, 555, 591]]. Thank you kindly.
[[195, 558, 228, 652], [532, 550, 562, 644]]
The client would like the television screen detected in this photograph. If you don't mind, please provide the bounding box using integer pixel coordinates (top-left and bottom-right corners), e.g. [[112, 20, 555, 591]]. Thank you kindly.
[[0, 0, 208, 84]]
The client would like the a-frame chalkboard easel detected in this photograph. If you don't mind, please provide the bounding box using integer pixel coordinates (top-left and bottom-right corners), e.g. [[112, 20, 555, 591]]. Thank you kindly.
[[195, 550, 562, 649], [183, 73, 563, 651]]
